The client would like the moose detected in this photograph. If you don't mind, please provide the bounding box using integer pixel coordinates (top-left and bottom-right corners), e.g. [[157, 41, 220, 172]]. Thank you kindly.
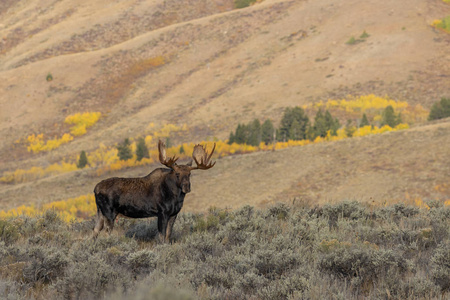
[[93, 140, 215, 242]]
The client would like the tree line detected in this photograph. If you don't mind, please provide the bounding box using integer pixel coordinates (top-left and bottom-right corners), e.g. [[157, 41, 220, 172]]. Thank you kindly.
[[228, 105, 405, 146], [77, 97, 449, 168]]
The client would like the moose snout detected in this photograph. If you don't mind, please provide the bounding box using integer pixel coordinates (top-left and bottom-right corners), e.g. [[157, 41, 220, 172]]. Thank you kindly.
[[182, 183, 191, 194]]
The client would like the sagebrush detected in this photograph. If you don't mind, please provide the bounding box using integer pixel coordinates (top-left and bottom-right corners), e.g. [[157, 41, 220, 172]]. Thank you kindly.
[[0, 201, 449, 299]]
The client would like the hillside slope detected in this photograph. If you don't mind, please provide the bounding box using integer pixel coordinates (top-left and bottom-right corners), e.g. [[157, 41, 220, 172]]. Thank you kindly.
[[0, 119, 448, 212], [1, 0, 449, 164], [0, 0, 449, 211]]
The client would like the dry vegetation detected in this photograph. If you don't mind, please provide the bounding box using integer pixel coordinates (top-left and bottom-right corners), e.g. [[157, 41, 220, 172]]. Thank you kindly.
[[0, 201, 449, 299], [0, 0, 450, 298]]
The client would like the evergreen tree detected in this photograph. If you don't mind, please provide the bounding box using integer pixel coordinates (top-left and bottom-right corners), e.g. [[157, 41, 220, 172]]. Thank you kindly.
[[237, 123, 252, 144], [261, 119, 275, 145], [312, 109, 327, 138], [324, 110, 340, 136], [179, 145, 185, 154], [117, 138, 133, 161], [312, 109, 340, 139], [428, 97, 450, 121], [360, 113, 370, 127], [278, 106, 309, 141], [289, 119, 302, 140], [248, 119, 261, 146], [345, 120, 356, 137], [381, 105, 401, 127], [77, 150, 88, 169], [228, 131, 235, 144], [135, 138, 149, 161]]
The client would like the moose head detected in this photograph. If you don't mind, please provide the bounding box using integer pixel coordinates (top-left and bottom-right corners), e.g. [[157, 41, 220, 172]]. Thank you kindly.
[[158, 140, 216, 194]]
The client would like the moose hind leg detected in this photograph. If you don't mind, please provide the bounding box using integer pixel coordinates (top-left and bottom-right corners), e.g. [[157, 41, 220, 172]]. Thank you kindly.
[[104, 216, 116, 234], [93, 209, 105, 239]]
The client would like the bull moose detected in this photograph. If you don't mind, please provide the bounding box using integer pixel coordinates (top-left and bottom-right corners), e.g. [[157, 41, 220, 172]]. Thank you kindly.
[[93, 140, 216, 242]]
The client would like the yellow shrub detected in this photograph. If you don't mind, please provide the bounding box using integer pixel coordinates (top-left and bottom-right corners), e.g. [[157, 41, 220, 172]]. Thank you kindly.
[[0, 162, 77, 184], [319, 94, 408, 112], [64, 112, 101, 136], [27, 133, 74, 153], [0, 194, 97, 223], [307, 95, 427, 125]]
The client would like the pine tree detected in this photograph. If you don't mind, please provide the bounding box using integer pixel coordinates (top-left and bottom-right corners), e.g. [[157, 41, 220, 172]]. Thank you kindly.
[[261, 119, 275, 145], [324, 110, 340, 136], [248, 119, 261, 146], [289, 119, 302, 140], [135, 138, 149, 161], [381, 105, 401, 127], [345, 120, 356, 137], [278, 106, 309, 141], [234, 124, 250, 144], [179, 145, 185, 154], [312, 109, 327, 138], [360, 113, 370, 127], [77, 150, 88, 169], [228, 131, 235, 144], [117, 138, 133, 161], [428, 97, 450, 121]]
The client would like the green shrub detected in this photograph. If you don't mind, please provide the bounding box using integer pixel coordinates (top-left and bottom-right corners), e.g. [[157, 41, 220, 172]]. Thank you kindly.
[[428, 97, 450, 120], [265, 202, 291, 220], [126, 249, 158, 275], [135, 137, 149, 161], [55, 253, 131, 299], [360, 30, 370, 39], [234, 0, 257, 9], [346, 36, 357, 45], [319, 245, 408, 290], [431, 242, 450, 292], [77, 150, 88, 168], [117, 138, 133, 161], [0, 220, 20, 245], [23, 247, 68, 285]]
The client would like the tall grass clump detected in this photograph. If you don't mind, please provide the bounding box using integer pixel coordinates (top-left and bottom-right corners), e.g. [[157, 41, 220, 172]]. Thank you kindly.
[[0, 200, 448, 299]]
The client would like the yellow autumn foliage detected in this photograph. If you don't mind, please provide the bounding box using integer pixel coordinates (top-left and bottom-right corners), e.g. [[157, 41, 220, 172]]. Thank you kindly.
[[310, 94, 407, 113], [0, 194, 97, 223], [64, 112, 101, 136], [27, 133, 74, 153], [0, 162, 77, 184], [307, 94, 428, 124]]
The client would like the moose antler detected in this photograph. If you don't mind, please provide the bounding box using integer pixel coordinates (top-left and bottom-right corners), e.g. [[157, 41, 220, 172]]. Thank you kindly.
[[158, 140, 178, 169], [191, 143, 216, 170]]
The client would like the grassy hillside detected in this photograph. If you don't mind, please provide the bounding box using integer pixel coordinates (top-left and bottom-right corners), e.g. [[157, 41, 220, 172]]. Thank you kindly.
[[0, 201, 449, 299], [0, 1, 449, 223], [1, 118, 448, 214], [1, 0, 449, 163]]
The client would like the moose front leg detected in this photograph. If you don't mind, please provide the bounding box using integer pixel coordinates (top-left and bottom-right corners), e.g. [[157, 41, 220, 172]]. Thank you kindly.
[[165, 215, 178, 242], [157, 213, 169, 243]]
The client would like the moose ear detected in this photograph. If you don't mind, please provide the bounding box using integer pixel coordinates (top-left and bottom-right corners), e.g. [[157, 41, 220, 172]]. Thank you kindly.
[[186, 160, 193, 167]]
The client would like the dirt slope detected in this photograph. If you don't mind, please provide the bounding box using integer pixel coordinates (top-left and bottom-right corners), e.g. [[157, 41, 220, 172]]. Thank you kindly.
[[0, 0, 449, 211]]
